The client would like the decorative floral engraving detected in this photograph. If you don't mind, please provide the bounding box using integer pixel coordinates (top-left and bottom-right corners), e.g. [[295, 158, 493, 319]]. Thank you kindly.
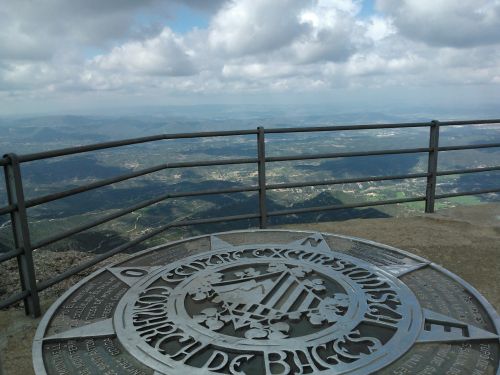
[[186, 272, 223, 301], [128, 243, 419, 374], [307, 294, 350, 325], [303, 278, 327, 292], [245, 321, 290, 339], [326, 330, 383, 363], [193, 307, 231, 331], [235, 267, 260, 278]]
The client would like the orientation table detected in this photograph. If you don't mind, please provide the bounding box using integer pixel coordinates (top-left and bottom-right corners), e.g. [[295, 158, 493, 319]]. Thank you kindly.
[[33, 230, 500, 374]]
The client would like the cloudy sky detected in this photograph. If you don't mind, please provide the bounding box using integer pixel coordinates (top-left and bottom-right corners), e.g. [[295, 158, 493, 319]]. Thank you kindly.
[[1, 0, 500, 115]]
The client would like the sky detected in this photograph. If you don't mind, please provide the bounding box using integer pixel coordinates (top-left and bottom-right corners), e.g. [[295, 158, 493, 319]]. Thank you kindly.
[[1, 0, 500, 116]]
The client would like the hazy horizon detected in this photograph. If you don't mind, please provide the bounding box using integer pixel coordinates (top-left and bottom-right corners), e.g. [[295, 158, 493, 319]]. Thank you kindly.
[[1, 1, 500, 117]]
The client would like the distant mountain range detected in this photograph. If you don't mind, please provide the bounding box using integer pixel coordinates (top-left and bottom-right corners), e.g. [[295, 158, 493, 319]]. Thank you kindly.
[[0, 113, 498, 254]]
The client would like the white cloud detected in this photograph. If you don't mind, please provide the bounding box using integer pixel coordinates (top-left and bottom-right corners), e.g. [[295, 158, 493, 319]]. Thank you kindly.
[[364, 16, 395, 42], [1, 0, 500, 110], [377, 0, 500, 48], [208, 0, 310, 56], [0, 1, 170, 62], [222, 63, 296, 79], [90, 28, 196, 77]]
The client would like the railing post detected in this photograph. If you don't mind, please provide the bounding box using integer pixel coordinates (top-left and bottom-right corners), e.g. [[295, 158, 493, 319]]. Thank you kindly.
[[3, 153, 41, 317], [257, 127, 268, 228], [425, 120, 440, 213]]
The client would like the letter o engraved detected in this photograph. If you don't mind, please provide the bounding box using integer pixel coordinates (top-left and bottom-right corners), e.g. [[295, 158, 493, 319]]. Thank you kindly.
[[114, 245, 423, 374], [120, 269, 148, 277]]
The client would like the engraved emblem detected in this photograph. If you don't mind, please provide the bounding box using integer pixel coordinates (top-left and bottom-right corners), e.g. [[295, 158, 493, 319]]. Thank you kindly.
[[119, 243, 422, 374], [186, 262, 349, 338]]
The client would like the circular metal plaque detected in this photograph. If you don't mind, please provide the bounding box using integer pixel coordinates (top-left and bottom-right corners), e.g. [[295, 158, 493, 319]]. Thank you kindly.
[[33, 230, 500, 375]]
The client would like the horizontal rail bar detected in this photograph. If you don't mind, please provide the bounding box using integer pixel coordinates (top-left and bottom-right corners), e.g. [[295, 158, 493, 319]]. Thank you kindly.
[[266, 172, 429, 190], [265, 119, 500, 134], [11, 119, 500, 163], [0, 157, 8, 167], [0, 204, 15, 215], [0, 248, 23, 263], [435, 187, 500, 199], [0, 290, 29, 309], [266, 147, 430, 162], [438, 143, 500, 152], [25, 157, 258, 208], [264, 122, 432, 134], [438, 119, 500, 126], [437, 166, 500, 176], [32, 185, 259, 249], [37, 212, 260, 291], [17, 130, 258, 163], [268, 196, 426, 217]]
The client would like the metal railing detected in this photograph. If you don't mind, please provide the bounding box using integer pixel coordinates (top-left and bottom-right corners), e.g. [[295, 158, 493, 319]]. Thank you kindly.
[[1, 119, 499, 317]]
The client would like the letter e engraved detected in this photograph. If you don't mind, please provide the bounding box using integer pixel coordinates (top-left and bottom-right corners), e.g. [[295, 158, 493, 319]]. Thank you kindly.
[[230, 354, 254, 375], [425, 320, 468, 338], [202, 352, 254, 375]]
